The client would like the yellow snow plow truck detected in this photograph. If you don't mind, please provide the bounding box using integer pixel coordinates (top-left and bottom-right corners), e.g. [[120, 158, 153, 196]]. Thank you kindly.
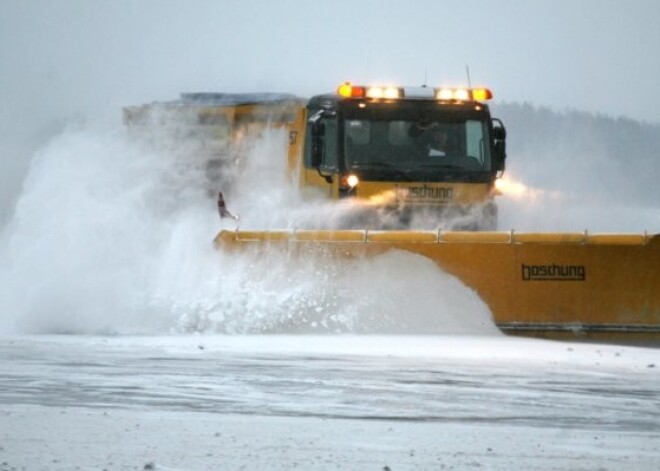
[[125, 84, 660, 342]]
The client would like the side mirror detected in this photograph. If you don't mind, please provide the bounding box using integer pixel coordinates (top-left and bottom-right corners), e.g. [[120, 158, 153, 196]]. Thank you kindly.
[[309, 111, 325, 168], [492, 124, 506, 141], [308, 110, 334, 183], [494, 140, 506, 172], [492, 118, 507, 172], [311, 119, 325, 137], [311, 134, 323, 167]]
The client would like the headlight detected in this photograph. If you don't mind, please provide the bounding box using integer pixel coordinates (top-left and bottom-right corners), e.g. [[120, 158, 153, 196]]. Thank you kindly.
[[341, 174, 359, 188]]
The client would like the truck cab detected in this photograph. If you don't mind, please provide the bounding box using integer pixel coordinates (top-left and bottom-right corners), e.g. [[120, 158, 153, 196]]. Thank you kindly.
[[299, 83, 506, 230]]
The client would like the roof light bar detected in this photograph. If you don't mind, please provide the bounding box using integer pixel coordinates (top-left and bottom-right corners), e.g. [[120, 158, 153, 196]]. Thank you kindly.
[[434, 87, 493, 101], [337, 83, 493, 101], [338, 82, 401, 99], [337, 83, 365, 98], [366, 86, 402, 99], [472, 88, 493, 101]]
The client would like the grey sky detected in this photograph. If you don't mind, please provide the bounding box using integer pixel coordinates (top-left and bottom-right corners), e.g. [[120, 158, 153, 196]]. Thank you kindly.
[[2, 0, 660, 122]]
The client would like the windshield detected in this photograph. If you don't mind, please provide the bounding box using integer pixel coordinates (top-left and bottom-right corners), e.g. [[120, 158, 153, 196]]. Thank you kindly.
[[344, 117, 492, 173]]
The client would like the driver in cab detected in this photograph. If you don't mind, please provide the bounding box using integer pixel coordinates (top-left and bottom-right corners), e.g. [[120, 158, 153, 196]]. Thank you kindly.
[[409, 121, 452, 157], [427, 124, 449, 157]]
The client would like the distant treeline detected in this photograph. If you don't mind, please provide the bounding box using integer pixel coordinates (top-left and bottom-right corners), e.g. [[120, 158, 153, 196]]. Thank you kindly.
[[492, 103, 660, 206]]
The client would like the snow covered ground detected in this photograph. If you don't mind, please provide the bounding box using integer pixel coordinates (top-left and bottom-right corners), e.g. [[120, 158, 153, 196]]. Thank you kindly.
[[1, 104, 659, 471], [1, 335, 658, 470]]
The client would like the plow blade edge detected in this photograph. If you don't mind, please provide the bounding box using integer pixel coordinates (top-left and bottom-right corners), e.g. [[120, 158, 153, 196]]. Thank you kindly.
[[215, 230, 660, 342]]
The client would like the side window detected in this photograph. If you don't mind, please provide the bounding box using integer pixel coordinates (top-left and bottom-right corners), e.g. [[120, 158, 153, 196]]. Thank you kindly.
[[465, 119, 490, 168]]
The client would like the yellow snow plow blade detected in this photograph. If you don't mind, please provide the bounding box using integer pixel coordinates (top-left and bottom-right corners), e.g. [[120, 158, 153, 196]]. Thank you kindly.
[[214, 230, 660, 342]]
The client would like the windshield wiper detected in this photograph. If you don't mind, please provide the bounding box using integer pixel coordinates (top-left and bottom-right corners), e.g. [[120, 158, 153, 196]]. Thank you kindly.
[[350, 162, 393, 168], [419, 163, 464, 170], [350, 162, 415, 180]]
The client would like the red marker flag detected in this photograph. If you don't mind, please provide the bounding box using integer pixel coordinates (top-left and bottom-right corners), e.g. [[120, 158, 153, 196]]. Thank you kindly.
[[217, 191, 239, 220]]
